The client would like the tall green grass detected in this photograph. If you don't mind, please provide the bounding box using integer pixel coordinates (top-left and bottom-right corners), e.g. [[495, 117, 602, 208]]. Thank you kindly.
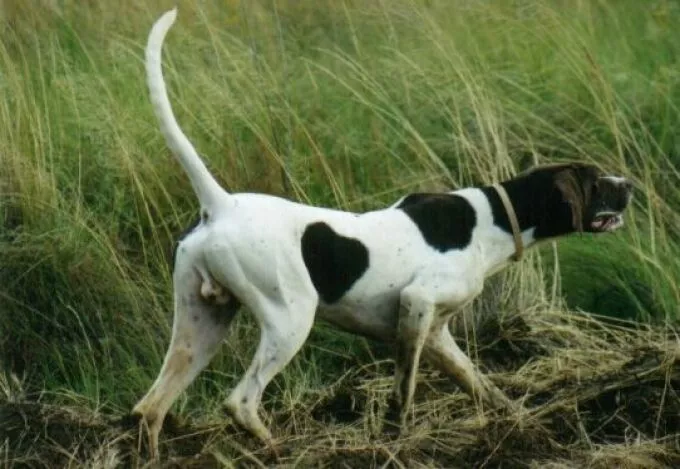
[[1, 0, 679, 416]]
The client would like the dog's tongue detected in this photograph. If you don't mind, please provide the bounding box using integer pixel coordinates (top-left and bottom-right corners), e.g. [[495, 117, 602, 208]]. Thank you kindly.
[[591, 218, 605, 229], [591, 215, 614, 231], [592, 215, 614, 230]]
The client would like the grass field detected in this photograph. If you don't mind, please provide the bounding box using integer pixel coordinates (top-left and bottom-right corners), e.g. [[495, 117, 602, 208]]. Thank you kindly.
[[1, 0, 680, 467]]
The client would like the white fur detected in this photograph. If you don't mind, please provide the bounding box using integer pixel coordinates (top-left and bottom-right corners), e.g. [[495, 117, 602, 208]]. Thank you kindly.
[[133, 8, 525, 459]]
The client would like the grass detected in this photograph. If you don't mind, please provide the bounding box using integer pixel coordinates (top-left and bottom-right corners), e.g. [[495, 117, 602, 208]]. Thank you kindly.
[[1, 0, 680, 466]]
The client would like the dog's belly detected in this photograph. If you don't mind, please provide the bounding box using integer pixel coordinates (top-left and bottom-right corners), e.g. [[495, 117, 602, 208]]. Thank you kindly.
[[316, 295, 399, 342]]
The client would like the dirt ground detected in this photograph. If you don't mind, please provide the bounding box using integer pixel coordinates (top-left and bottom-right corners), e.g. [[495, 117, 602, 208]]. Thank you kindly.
[[2, 309, 680, 468]]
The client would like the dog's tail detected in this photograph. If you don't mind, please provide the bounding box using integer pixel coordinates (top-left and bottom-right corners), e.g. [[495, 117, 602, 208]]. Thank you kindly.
[[145, 8, 227, 212]]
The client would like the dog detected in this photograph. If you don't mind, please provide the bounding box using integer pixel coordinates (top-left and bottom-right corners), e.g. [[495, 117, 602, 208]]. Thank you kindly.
[[132, 8, 633, 459]]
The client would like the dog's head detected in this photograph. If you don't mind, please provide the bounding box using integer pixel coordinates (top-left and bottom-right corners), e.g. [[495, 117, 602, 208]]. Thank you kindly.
[[528, 163, 633, 238]]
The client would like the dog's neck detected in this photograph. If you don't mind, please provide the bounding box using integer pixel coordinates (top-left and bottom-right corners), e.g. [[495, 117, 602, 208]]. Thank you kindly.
[[491, 184, 523, 261], [474, 172, 578, 272], [489, 172, 576, 241]]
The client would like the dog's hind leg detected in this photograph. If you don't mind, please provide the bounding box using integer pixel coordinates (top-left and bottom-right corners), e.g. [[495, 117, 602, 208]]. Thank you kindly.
[[132, 263, 238, 459], [224, 293, 317, 445]]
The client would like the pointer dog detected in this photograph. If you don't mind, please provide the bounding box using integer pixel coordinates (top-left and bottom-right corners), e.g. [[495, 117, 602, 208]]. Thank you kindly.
[[133, 8, 633, 458]]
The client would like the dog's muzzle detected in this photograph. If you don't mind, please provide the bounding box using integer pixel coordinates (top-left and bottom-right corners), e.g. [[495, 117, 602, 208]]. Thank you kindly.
[[590, 177, 633, 233]]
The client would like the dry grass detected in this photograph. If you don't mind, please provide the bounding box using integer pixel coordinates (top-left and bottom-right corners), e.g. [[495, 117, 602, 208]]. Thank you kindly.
[[2, 306, 679, 468]]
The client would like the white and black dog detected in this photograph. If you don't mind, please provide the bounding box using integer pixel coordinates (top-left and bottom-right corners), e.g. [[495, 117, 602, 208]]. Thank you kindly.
[[132, 8, 633, 458]]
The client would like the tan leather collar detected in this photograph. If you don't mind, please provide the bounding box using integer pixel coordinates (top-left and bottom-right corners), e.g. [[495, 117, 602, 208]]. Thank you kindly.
[[492, 183, 523, 261]]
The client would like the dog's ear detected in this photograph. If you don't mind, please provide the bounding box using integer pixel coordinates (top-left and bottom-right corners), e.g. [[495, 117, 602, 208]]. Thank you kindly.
[[554, 166, 598, 232]]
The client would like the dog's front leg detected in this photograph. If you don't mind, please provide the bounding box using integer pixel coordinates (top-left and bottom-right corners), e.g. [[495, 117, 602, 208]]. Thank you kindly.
[[424, 319, 514, 411], [384, 286, 435, 434]]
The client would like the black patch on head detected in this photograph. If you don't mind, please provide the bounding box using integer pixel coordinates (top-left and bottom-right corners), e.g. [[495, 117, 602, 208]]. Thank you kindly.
[[301, 222, 369, 304], [396, 193, 476, 252], [481, 177, 573, 240], [480, 163, 602, 240], [171, 217, 200, 268]]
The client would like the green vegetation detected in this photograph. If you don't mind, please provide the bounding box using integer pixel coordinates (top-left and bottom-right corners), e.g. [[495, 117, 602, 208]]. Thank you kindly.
[[1, 0, 679, 466]]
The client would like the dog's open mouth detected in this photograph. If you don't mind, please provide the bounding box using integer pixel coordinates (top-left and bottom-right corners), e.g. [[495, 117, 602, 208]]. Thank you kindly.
[[591, 212, 624, 232]]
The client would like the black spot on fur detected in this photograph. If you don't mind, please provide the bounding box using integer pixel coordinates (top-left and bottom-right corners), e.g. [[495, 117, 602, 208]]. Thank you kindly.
[[397, 193, 476, 252], [301, 222, 369, 304]]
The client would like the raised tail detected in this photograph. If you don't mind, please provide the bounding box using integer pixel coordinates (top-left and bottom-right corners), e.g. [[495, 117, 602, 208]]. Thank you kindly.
[[146, 8, 227, 212]]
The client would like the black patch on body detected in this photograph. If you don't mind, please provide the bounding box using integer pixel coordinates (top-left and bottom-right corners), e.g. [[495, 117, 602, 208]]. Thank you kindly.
[[396, 193, 476, 252], [301, 222, 369, 304]]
